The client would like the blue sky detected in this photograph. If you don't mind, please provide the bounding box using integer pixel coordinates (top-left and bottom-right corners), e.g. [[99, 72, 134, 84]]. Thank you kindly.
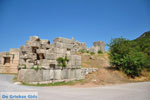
[[0, 0, 149, 52]]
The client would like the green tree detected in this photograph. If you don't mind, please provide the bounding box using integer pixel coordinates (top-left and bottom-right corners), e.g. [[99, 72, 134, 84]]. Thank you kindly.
[[108, 38, 147, 77]]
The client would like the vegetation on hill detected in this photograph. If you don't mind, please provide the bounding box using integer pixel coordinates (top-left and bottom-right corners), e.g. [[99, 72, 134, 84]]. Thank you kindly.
[[108, 31, 150, 78]]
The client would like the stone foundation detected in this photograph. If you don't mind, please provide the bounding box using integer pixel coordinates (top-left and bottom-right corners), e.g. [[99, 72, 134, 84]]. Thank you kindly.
[[18, 68, 98, 84]]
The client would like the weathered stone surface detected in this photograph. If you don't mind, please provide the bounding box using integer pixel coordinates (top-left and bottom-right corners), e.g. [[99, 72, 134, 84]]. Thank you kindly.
[[54, 69, 62, 80], [26, 41, 40, 47], [53, 37, 73, 44], [0, 48, 20, 74], [89, 41, 105, 53], [29, 36, 40, 41], [61, 69, 68, 79], [45, 53, 56, 60], [18, 69, 43, 82], [54, 48, 66, 54], [36, 49, 46, 54], [75, 69, 81, 79], [49, 70, 54, 79], [43, 70, 50, 81], [54, 42, 73, 49], [40, 39, 50, 44], [89, 46, 99, 53]]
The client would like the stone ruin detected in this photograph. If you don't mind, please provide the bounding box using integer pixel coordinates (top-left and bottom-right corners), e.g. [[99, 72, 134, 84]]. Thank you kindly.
[[0, 48, 19, 73], [0, 36, 105, 84], [89, 41, 105, 53], [17, 36, 98, 83]]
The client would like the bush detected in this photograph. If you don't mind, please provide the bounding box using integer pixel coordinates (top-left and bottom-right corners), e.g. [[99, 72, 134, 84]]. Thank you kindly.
[[108, 38, 147, 77], [121, 51, 146, 77], [56, 56, 69, 68], [79, 49, 88, 53], [98, 50, 103, 54], [90, 52, 95, 55], [22, 65, 26, 69], [31, 65, 41, 71]]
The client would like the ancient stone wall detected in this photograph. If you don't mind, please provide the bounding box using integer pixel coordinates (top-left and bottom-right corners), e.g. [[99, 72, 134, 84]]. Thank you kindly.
[[19, 36, 81, 69], [0, 48, 19, 73], [0, 36, 101, 82], [18, 36, 83, 83], [18, 68, 98, 84], [89, 41, 105, 53]]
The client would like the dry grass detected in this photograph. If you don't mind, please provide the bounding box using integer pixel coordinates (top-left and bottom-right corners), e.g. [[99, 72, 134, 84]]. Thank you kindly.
[[72, 52, 150, 87], [79, 53, 110, 68]]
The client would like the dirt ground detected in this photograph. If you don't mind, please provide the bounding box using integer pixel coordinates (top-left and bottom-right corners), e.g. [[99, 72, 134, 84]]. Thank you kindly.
[[72, 53, 150, 88]]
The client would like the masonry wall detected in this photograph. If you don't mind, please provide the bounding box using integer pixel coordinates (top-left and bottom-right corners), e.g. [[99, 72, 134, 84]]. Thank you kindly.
[[0, 48, 19, 73]]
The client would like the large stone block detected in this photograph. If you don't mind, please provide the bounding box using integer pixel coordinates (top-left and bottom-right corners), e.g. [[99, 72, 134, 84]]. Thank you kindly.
[[53, 37, 73, 44], [40, 39, 50, 44], [54, 48, 66, 54], [36, 49, 47, 54], [17, 69, 27, 82], [56, 54, 65, 58], [42, 70, 50, 81], [18, 69, 43, 82], [49, 60, 57, 65], [19, 59, 26, 65], [61, 69, 68, 79], [39, 59, 50, 66], [41, 44, 51, 49], [54, 69, 62, 80], [89, 46, 99, 53], [45, 53, 56, 60], [75, 60, 81, 66], [26, 41, 40, 48], [41, 65, 50, 70], [26, 62, 34, 69], [75, 69, 81, 79], [93, 41, 105, 52], [54, 42, 73, 49], [49, 70, 54, 79], [27, 53, 37, 60], [20, 46, 32, 53], [29, 36, 40, 41], [68, 69, 77, 79]]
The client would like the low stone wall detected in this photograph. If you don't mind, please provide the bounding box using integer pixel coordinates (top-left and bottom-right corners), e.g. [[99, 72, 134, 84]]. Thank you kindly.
[[18, 68, 98, 84], [18, 68, 83, 83], [0, 67, 18, 73]]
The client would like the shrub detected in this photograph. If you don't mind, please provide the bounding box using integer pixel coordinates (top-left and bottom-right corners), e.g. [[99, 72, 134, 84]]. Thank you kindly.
[[56, 56, 69, 68], [108, 38, 147, 78], [86, 50, 89, 53], [79, 49, 87, 53], [22, 64, 26, 69], [31, 65, 41, 71], [90, 52, 95, 55], [98, 50, 103, 54]]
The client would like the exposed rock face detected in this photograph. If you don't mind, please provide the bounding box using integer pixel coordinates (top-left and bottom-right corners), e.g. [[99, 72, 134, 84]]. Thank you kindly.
[[0, 48, 19, 73]]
